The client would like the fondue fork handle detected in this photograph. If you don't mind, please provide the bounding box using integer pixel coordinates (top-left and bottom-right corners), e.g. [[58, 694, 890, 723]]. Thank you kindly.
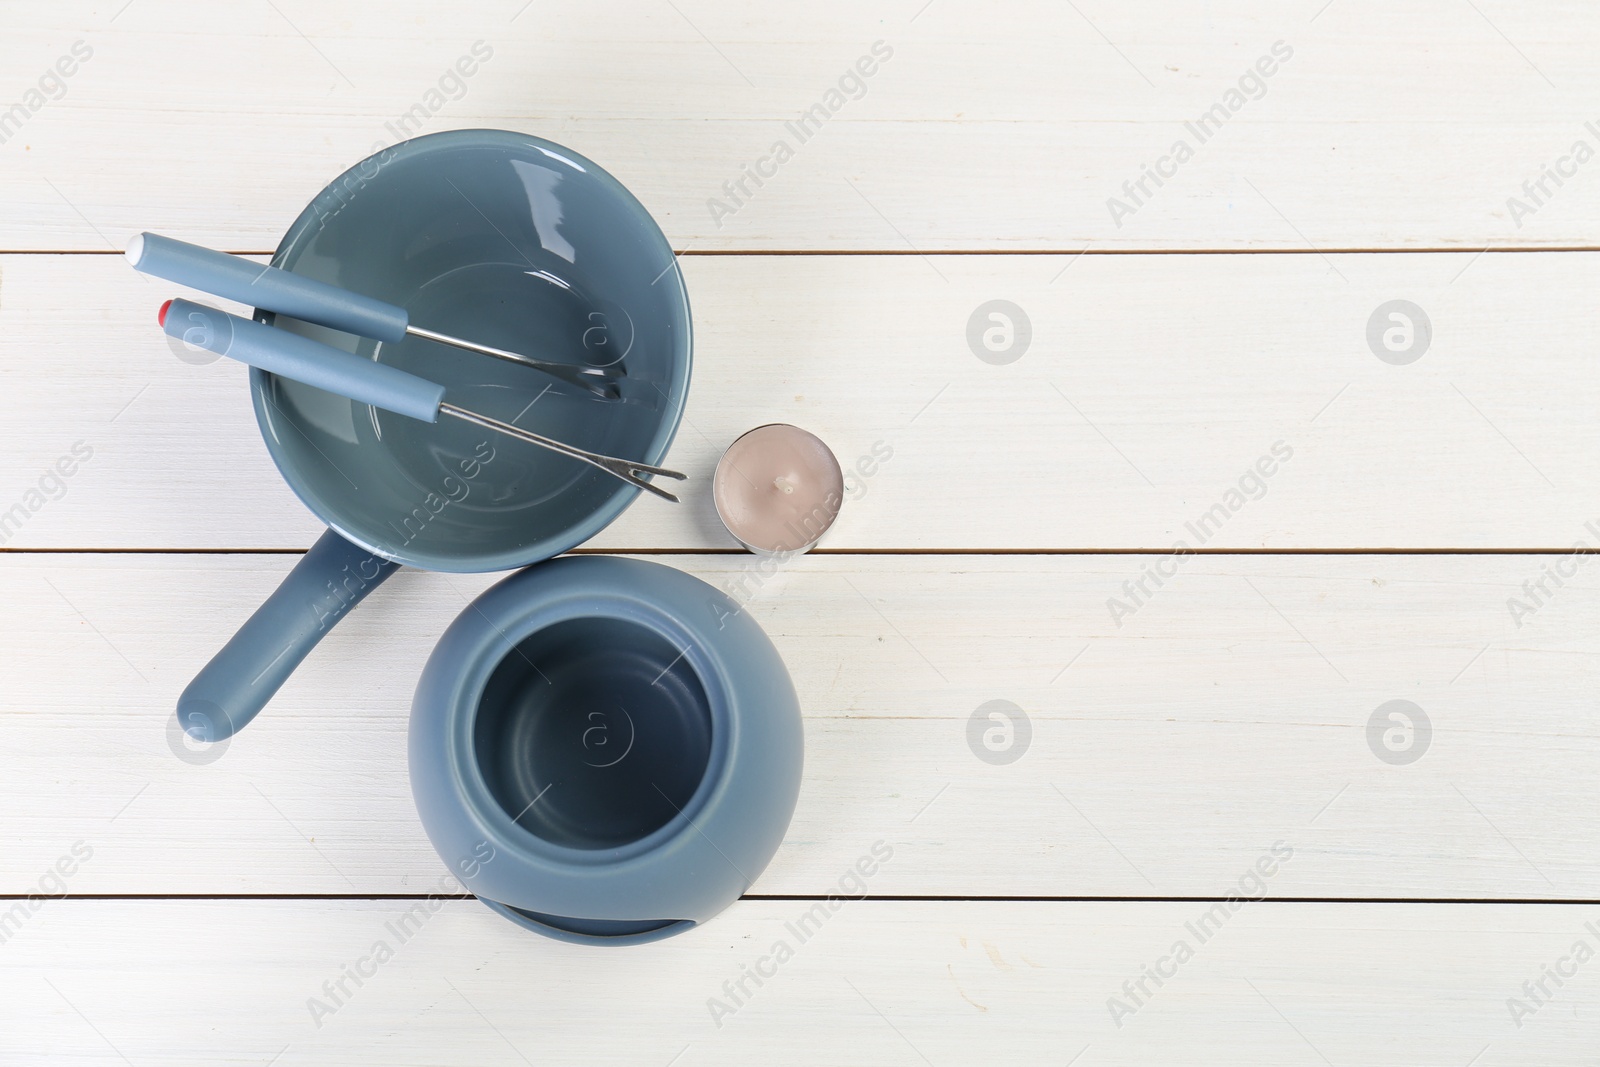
[[130, 232, 412, 342], [160, 297, 446, 420]]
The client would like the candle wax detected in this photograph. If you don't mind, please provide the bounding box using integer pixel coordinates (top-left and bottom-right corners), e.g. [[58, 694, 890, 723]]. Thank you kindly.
[[713, 424, 844, 553]]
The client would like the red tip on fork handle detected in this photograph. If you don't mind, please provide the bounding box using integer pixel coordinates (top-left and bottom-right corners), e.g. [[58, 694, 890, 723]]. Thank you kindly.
[[158, 299, 172, 327]]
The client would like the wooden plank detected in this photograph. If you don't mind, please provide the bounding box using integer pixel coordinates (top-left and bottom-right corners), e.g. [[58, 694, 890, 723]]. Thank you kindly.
[[6, 552, 1600, 898], [5, 251, 1600, 550], [1, 899, 1591, 1064], [3, 1, 1600, 250]]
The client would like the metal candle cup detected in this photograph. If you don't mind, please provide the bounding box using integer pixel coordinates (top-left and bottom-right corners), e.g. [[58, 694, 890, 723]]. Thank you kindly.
[[712, 424, 843, 555]]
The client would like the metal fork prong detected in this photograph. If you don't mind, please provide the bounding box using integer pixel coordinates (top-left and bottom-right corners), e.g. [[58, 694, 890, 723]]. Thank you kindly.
[[591, 457, 680, 501], [626, 475, 680, 503], [438, 402, 685, 501], [627, 461, 688, 480]]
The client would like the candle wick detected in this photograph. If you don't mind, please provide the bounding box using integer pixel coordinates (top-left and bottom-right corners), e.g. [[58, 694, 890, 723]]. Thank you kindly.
[[774, 476, 795, 495]]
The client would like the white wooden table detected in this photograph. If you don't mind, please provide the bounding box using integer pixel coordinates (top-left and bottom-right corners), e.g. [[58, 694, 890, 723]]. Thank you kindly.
[[4, 1, 1599, 1062]]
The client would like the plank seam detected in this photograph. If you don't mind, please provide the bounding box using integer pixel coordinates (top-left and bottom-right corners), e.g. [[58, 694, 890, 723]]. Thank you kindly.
[[21, 895, 1600, 905], [11, 247, 1600, 257], [9, 547, 1600, 557]]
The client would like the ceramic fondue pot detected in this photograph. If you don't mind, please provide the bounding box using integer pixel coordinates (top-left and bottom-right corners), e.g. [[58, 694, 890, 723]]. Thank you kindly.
[[176, 129, 691, 742], [410, 555, 803, 945]]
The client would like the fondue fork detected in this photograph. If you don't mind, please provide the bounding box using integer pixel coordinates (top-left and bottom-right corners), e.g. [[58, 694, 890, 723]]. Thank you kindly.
[[157, 297, 683, 501]]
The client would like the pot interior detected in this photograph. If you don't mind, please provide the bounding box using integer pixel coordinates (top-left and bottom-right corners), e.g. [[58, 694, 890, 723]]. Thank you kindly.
[[473, 615, 712, 850]]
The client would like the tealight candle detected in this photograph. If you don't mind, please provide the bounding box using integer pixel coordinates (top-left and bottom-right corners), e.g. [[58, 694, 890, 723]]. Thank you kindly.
[[713, 424, 844, 554]]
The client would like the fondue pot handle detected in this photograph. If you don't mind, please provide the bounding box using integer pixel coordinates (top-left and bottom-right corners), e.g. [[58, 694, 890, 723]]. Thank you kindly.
[[175, 529, 399, 743]]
